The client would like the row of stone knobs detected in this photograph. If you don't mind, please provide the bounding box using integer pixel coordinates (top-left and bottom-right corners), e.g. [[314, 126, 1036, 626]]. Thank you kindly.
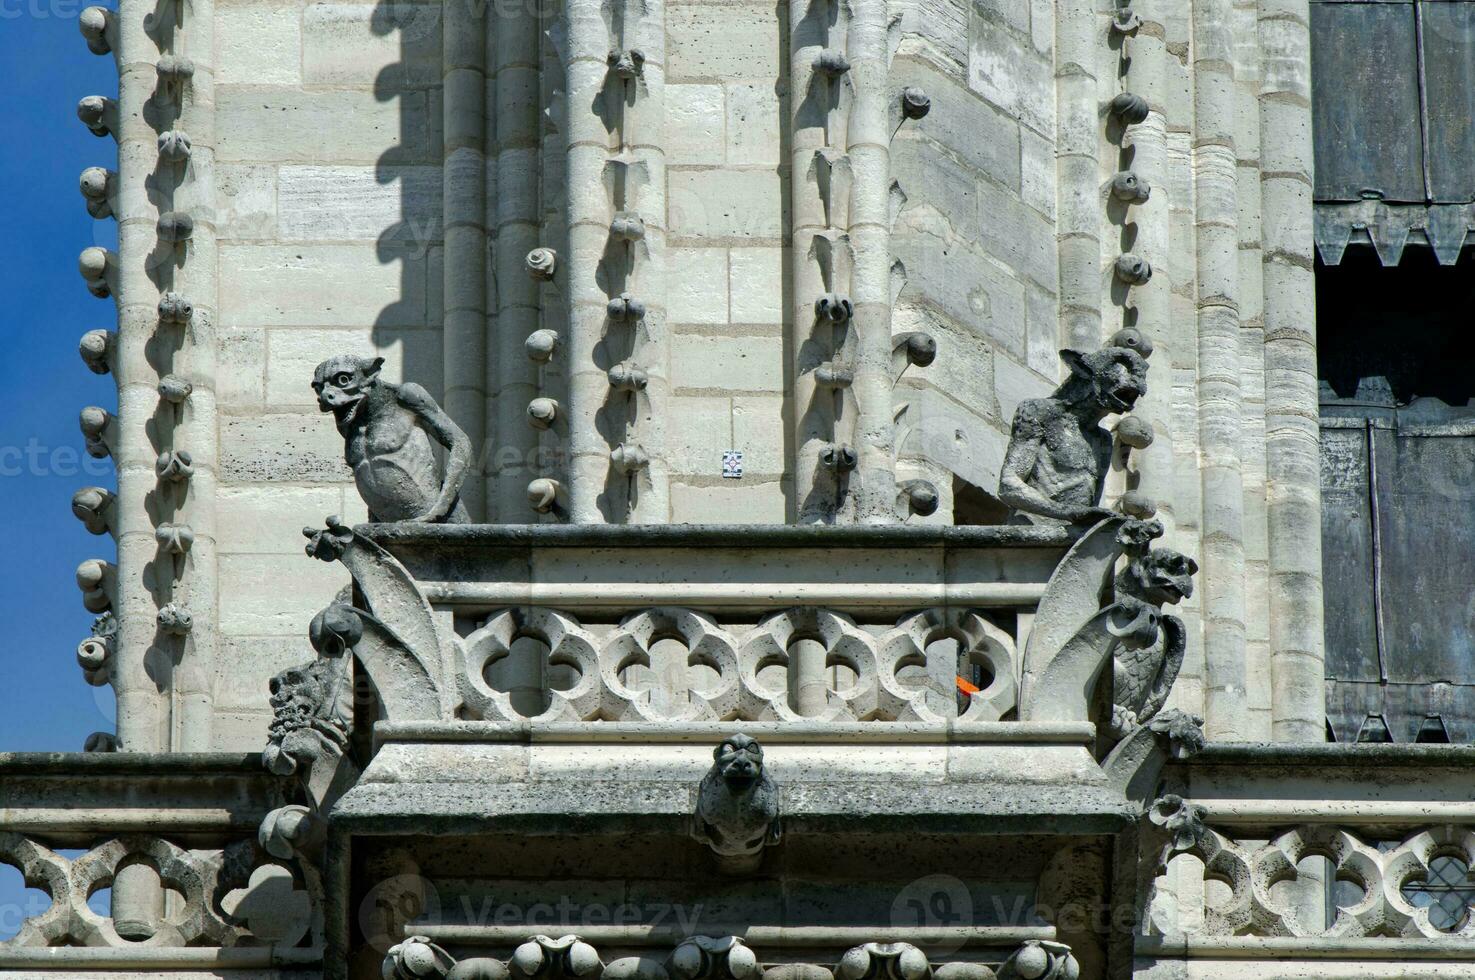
[[72, 6, 202, 711], [524, 248, 564, 516]]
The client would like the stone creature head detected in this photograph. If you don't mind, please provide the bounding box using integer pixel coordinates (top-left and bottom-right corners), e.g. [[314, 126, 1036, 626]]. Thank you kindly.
[[1117, 548, 1198, 607], [713, 733, 765, 787], [1058, 345, 1150, 417], [311, 355, 385, 426]]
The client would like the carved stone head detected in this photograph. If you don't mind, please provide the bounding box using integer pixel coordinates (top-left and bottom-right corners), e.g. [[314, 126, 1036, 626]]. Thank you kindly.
[[311, 355, 384, 425], [1118, 548, 1198, 607], [1059, 346, 1150, 417], [713, 733, 764, 787]]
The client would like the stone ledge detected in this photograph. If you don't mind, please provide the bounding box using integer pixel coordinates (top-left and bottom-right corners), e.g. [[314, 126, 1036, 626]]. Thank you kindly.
[[359, 522, 1078, 549]]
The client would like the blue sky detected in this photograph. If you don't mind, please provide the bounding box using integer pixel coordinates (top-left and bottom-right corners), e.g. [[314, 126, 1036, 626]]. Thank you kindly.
[[0, 3, 124, 752]]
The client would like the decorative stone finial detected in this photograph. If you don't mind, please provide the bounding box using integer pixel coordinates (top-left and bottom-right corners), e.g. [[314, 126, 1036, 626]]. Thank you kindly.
[[76, 95, 114, 137], [312, 355, 473, 523], [836, 944, 929, 980], [77, 613, 116, 686], [79, 329, 112, 374], [813, 49, 850, 77], [999, 941, 1078, 980], [1114, 253, 1153, 286], [1110, 171, 1151, 204], [76, 558, 112, 613], [692, 734, 780, 871], [510, 936, 603, 980], [158, 375, 193, 404], [79, 167, 114, 219], [608, 363, 648, 391], [999, 342, 1150, 524], [154, 523, 195, 556], [815, 363, 853, 389], [258, 804, 322, 861], [1109, 92, 1150, 125], [156, 603, 193, 636], [611, 213, 645, 241], [611, 444, 649, 473], [1111, 4, 1143, 34], [72, 486, 114, 535], [814, 293, 853, 324], [527, 478, 564, 516], [79, 247, 113, 298], [897, 480, 939, 519], [158, 291, 193, 326], [158, 211, 194, 245], [607, 293, 646, 323], [820, 443, 857, 473], [385, 936, 457, 980], [84, 732, 120, 753], [79, 406, 111, 459], [79, 6, 113, 54], [900, 87, 932, 120], [526, 247, 558, 281], [158, 130, 192, 163], [525, 329, 561, 362], [156, 449, 195, 484], [527, 398, 560, 430], [607, 48, 645, 79], [670, 938, 759, 980]]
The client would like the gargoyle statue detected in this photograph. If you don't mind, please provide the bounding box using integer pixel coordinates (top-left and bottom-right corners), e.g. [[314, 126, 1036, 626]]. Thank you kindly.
[[999, 333, 1151, 524], [693, 733, 781, 869], [1107, 522, 1197, 739], [312, 355, 472, 523], [263, 604, 357, 780]]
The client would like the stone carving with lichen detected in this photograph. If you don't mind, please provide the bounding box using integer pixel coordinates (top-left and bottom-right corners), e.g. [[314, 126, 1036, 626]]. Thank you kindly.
[[1107, 520, 1198, 739], [693, 733, 781, 865], [312, 355, 472, 523], [999, 331, 1153, 525], [262, 605, 357, 778]]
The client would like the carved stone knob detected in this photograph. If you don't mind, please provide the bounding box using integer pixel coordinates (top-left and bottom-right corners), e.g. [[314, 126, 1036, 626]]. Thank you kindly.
[[1112, 5, 1143, 34], [79, 6, 113, 54], [999, 940, 1078, 980], [607, 48, 645, 79], [1118, 490, 1157, 519], [158, 375, 193, 404], [79, 247, 112, 298], [901, 87, 932, 120], [607, 293, 647, 323], [611, 213, 646, 241], [527, 397, 560, 430], [84, 732, 120, 753], [76, 95, 113, 137], [525, 329, 561, 362], [158, 130, 192, 163], [79, 329, 112, 374], [79, 406, 111, 458], [1108, 326, 1154, 359], [156, 449, 195, 484], [1114, 253, 1153, 286], [820, 444, 857, 473], [902, 332, 937, 367], [1110, 171, 1151, 204], [611, 444, 650, 473], [608, 363, 649, 391], [72, 486, 114, 535], [259, 804, 320, 861], [155, 522, 195, 555], [899, 480, 940, 518], [76, 558, 112, 613], [157, 602, 193, 636], [385, 936, 456, 980], [814, 293, 853, 324], [158, 291, 194, 326], [526, 247, 558, 281], [77, 633, 112, 684], [79, 167, 114, 219], [527, 478, 563, 515], [158, 211, 194, 244], [1109, 92, 1151, 125], [815, 363, 853, 388], [156, 55, 195, 83], [1114, 415, 1154, 450], [813, 49, 850, 77]]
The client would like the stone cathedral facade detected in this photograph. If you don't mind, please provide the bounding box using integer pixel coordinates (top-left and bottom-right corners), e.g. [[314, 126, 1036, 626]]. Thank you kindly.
[[15, 0, 1475, 978]]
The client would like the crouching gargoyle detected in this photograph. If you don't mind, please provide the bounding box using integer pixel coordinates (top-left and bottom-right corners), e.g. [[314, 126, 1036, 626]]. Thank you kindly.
[[693, 733, 781, 873], [999, 330, 1153, 524], [312, 355, 472, 523], [1020, 517, 1198, 750]]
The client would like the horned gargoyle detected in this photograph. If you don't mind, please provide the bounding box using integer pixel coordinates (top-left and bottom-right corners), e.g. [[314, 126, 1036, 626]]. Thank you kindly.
[[999, 331, 1153, 525], [1019, 517, 1197, 749], [693, 733, 781, 873], [312, 355, 472, 524]]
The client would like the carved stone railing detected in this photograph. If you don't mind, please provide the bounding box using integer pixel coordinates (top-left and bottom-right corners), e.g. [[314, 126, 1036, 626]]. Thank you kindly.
[[0, 753, 322, 972], [1137, 744, 1475, 970], [381, 932, 1082, 980]]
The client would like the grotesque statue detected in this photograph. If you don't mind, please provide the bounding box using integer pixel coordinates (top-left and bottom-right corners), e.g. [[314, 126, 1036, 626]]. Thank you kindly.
[[312, 356, 472, 523], [693, 733, 781, 866], [262, 604, 360, 778], [999, 337, 1150, 524], [1107, 522, 1198, 739]]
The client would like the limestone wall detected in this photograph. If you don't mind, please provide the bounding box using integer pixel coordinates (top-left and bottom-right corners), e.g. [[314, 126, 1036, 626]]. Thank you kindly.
[[79, 0, 1323, 751]]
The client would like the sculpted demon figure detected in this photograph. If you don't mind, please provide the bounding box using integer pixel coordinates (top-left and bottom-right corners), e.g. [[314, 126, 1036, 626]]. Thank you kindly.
[[693, 733, 781, 864], [1107, 521, 1198, 739], [263, 605, 359, 778], [312, 355, 472, 523], [999, 336, 1151, 524]]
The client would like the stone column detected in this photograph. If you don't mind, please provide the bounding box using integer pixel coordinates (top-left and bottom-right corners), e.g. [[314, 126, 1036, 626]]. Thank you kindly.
[[1056, 0, 1104, 351], [1194, 0, 1251, 739], [444, 0, 489, 520], [1258, 0, 1324, 742], [493, 1, 540, 521]]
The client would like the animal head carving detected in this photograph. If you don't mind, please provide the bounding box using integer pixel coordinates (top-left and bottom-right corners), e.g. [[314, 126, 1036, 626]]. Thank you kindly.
[[1118, 548, 1198, 607], [713, 733, 765, 787], [1059, 346, 1150, 417], [312, 355, 385, 426]]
